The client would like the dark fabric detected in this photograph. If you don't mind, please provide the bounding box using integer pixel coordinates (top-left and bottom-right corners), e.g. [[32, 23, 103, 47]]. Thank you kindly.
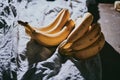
[[86, 0, 100, 24]]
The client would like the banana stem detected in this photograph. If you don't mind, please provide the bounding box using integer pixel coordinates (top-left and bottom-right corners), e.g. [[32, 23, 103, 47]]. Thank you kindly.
[[18, 20, 35, 32]]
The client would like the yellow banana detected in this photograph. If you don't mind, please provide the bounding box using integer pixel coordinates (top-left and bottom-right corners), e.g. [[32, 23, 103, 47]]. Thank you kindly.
[[58, 40, 73, 56], [72, 32, 105, 60], [70, 23, 101, 50], [18, 19, 75, 47], [35, 9, 65, 32], [18, 21, 34, 36], [45, 9, 70, 34], [66, 12, 93, 43], [19, 9, 65, 35], [58, 13, 94, 54], [18, 9, 70, 34]]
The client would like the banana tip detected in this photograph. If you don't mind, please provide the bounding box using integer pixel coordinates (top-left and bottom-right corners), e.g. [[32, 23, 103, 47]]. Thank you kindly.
[[17, 20, 28, 26]]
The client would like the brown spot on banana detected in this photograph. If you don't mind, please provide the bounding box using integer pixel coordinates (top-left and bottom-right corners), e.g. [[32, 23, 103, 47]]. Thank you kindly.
[[71, 23, 101, 50], [72, 32, 105, 60]]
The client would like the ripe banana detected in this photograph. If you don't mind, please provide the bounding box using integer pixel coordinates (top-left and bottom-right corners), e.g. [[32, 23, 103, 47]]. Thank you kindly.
[[58, 13, 94, 54], [18, 9, 70, 34], [70, 23, 101, 50], [18, 21, 35, 36], [58, 39, 70, 55], [45, 9, 70, 34], [72, 32, 105, 60], [36, 9, 65, 32], [66, 12, 93, 43], [18, 19, 75, 47]]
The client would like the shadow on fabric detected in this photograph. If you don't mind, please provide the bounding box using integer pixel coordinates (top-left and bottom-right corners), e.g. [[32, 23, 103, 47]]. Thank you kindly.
[[100, 41, 120, 80]]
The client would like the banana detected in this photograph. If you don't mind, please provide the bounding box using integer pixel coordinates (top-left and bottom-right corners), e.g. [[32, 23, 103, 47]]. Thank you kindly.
[[70, 23, 101, 50], [18, 19, 75, 47], [58, 13, 94, 54], [35, 9, 65, 32], [72, 32, 105, 60], [45, 9, 70, 34], [58, 39, 71, 56], [66, 12, 93, 43], [18, 9, 70, 34], [18, 21, 34, 36]]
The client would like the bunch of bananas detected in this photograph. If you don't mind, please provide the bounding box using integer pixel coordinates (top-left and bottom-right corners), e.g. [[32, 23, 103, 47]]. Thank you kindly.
[[58, 12, 105, 60], [18, 8, 105, 60], [18, 9, 75, 47]]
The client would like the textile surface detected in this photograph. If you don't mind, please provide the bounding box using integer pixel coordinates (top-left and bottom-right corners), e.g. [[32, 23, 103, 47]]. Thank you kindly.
[[0, 0, 102, 80]]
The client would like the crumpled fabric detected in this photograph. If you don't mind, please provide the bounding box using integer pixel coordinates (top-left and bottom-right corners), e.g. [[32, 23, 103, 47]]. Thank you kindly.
[[0, 0, 18, 80], [0, 0, 102, 80]]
